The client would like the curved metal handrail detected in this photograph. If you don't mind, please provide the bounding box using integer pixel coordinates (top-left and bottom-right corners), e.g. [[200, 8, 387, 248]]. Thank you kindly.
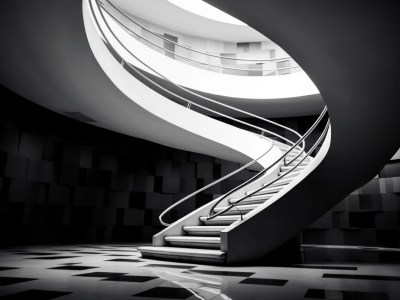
[[98, 0, 300, 74], [94, 0, 304, 147], [158, 142, 274, 226], [89, 0, 308, 226], [207, 111, 330, 220], [101, 0, 295, 63]]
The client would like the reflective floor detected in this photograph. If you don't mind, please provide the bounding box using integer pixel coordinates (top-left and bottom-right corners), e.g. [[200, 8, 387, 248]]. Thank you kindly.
[[0, 244, 399, 299]]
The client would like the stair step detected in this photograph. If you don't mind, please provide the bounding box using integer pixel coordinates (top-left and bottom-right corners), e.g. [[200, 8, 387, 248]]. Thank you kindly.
[[267, 176, 294, 187], [200, 215, 241, 225], [246, 185, 281, 196], [278, 171, 302, 179], [230, 193, 275, 205], [214, 203, 259, 215], [276, 144, 301, 152], [183, 226, 225, 236], [165, 236, 221, 249], [284, 160, 309, 167], [285, 152, 304, 157], [138, 246, 226, 264], [280, 165, 306, 172], [284, 157, 309, 165]]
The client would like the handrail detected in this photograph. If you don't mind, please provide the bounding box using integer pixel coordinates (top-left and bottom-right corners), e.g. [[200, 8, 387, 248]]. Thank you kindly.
[[94, 0, 305, 148], [98, 0, 300, 75], [102, 0, 294, 63], [207, 112, 330, 220], [158, 142, 274, 226], [89, 0, 309, 227]]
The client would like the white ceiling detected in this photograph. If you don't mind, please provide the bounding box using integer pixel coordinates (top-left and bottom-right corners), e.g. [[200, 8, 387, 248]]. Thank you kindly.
[[112, 0, 270, 42]]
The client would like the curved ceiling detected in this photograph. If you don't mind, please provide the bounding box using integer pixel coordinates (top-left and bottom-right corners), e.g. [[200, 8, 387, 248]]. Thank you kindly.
[[167, 0, 245, 25], [111, 0, 269, 42]]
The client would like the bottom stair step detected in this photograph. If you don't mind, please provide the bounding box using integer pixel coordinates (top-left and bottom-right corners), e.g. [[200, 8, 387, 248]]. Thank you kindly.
[[183, 226, 225, 236], [165, 236, 221, 249], [138, 246, 226, 264]]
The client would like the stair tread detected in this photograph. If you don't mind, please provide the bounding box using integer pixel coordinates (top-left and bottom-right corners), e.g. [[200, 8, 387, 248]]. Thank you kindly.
[[214, 203, 259, 212], [183, 226, 225, 231], [246, 185, 281, 195], [200, 215, 241, 225], [231, 193, 274, 202], [280, 166, 306, 171], [200, 215, 241, 221], [279, 171, 301, 176], [267, 177, 294, 186], [165, 236, 220, 243], [138, 246, 225, 258]]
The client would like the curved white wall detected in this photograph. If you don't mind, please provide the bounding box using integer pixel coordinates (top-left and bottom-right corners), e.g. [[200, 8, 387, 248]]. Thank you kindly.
[[100, 4, 320, 100], [85, 0, 283, 171]]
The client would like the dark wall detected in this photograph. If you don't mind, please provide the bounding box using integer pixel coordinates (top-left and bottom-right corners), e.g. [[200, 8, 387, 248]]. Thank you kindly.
[[304, 159, 400, 249], [1, 85, 398, 250], [0, 85, 255, 246]]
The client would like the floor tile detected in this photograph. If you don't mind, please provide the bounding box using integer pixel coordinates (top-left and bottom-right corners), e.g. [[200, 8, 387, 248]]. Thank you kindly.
[[27, 256, 80, 260], [0, 244, 398, 300], [323, 274, 400, 281], [14, 253, 57, 256], [184, 270, 254, 277], [74, 272, 127, 278], [0, 267, 17, 272], [105, 259, 140, 262], [132, 287, 193, 299], [304, 288, 389, 300], [291, 265, 357, 271], [48, 266, 97, 271], [0, 277, 37, 286], [0, 289, 72, 299], [239, 277, 288, 286], [144, 264, 196, 269], [102, 275, 158, 282]]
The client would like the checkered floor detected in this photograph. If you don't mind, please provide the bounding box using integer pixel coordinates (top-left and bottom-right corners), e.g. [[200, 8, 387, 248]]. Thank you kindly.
[[0, 244, 399, 299]]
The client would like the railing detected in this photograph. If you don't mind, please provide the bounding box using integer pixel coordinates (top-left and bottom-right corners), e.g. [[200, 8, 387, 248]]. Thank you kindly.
[[207, 107, 330, 220], [88, 0, 328, 227], [98, 0, 301, 76]]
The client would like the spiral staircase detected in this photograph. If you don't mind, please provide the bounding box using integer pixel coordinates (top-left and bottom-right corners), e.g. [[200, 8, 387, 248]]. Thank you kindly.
[[0, 0, 399, 265], [84, 0, 331, 264]]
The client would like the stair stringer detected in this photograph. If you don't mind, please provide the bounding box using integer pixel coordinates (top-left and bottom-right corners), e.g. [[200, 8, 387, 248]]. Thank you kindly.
[[221, 128, 331, 264], [201, 0, 400, 264]]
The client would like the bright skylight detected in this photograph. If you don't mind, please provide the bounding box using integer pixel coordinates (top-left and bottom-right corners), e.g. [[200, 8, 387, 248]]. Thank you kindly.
[[168, 0, 246, 26]]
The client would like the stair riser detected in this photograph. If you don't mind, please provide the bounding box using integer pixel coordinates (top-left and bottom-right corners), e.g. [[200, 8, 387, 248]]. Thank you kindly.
[[214, 209, 252, 216], [280, 167, 306, 172], [268, 180, 292, 188], [231, 199, 268, 205], [184, 231, 222, 237], [201, 219, 237, 226], [167, 241, 221, 249], [139, 252, 225, 264], [247, 188, 280, 195], [278, 172, 301, 179]]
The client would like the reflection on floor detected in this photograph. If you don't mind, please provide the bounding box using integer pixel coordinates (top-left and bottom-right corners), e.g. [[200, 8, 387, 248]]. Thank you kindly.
[[0, 244, 399, 299]]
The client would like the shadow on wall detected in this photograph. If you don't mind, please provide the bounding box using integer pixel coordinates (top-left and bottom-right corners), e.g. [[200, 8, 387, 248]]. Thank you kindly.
[[304, 157, 400, 261], [0, 85, 256, 246]]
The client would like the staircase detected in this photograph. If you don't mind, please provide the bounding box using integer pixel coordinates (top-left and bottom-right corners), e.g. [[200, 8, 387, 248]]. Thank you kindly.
[[1, 0, 398, 268], [82, 0, 332, 264], [138, 146, 315, 264]]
